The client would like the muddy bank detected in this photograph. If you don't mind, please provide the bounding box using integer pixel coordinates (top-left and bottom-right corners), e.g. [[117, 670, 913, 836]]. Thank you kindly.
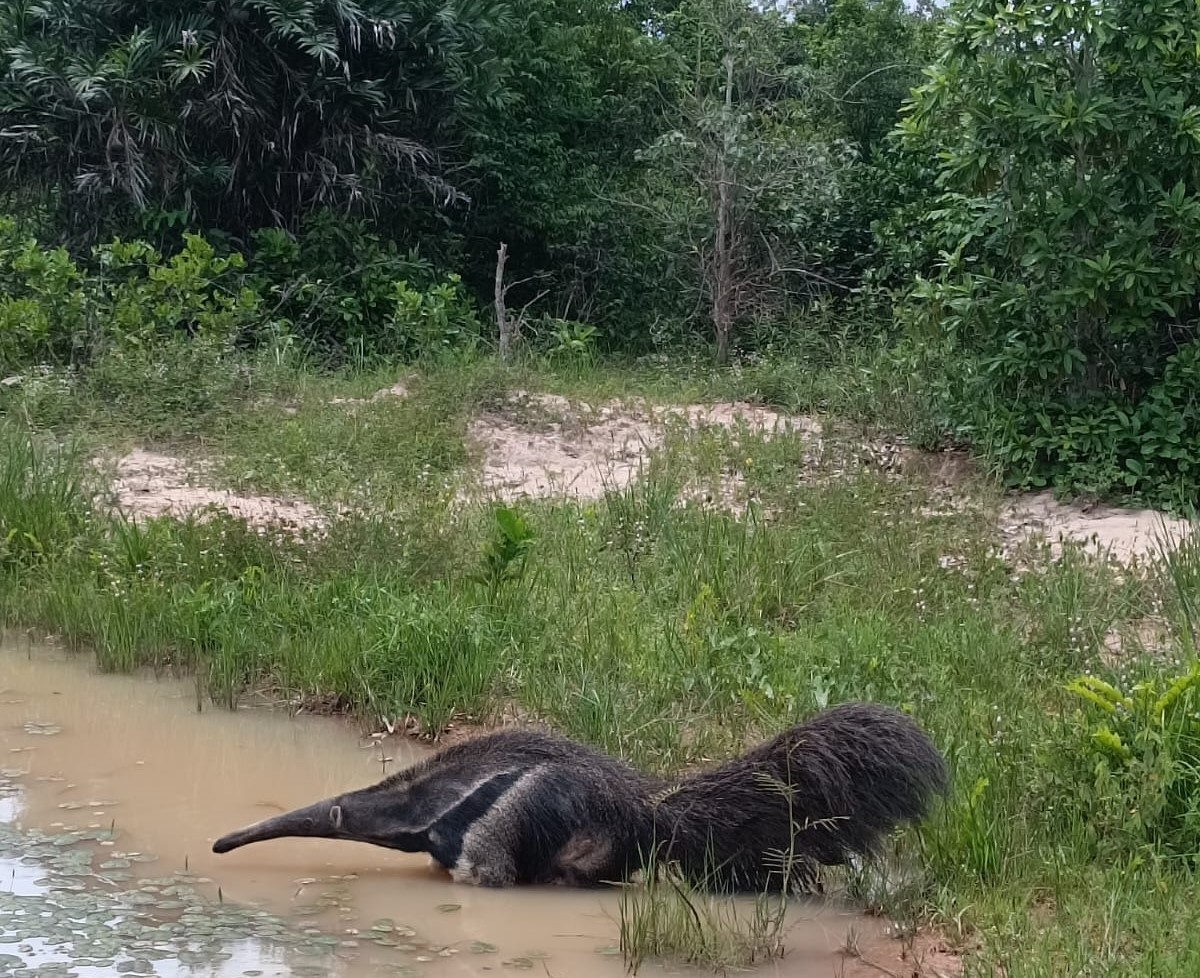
[[0, 636, 958, 978]]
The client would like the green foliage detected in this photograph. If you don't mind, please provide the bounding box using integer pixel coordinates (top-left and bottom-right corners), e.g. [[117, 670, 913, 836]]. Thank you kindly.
[[542, 318, 600, 362], [1054, 663, 1200, 861], [634, 0, 857, 360], [0, 0, 938, 350], [801, 0, 941, 161], [0, 222, 269, 432], [388, 274, 483, 361], [469, 504, 536, 600], [0, 219, 260, 372], [618, 844, 787, 974], [244, 211, 477, 360], [798, 0, 944, 291], [95, 234, 261, 344], [897, 0, 1200, 507], [0, 427, 90, 571], [457, 0, 683, 338], [0, 218, 89, 369], [0, 219, 492, 432], [0, 0, 508, 240]]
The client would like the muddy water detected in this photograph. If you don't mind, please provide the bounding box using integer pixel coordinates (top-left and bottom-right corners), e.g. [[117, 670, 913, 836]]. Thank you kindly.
[[0, 636, 915, 978]]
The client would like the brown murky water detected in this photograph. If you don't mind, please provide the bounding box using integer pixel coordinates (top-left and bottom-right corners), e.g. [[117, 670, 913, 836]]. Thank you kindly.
[[0, 635, 946, 978]]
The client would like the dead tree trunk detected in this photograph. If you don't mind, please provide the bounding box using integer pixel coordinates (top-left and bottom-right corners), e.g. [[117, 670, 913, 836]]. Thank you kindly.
[[711, 53, 736, 367], [495, 242, 511, 362]]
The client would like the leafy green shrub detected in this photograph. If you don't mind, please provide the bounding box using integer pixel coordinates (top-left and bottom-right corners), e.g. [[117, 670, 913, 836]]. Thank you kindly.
[[0, 217, 89, 371], [0, 225, 271, 428], [897, 0, 1200, 508], [248, 213, 431, 354], [1050, 663, 1200, 860], [0, 224, 262, 371], [94, 234, 262, 347], [541, 318, 600, 363], [468, 505, 536, 602], [246, 213, 481, 362], [387, 274, 483, 360]]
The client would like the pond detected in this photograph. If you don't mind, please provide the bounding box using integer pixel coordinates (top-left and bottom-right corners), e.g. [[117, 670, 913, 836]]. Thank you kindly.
[[0, 633, 903, 978]]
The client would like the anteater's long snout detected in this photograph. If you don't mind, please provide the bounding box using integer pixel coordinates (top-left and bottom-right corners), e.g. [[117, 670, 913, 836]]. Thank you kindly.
[[212, 798, 344, 854]]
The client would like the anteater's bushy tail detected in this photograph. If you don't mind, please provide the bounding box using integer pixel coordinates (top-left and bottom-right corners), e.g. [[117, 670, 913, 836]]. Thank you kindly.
[[648, 702, 948, 892]]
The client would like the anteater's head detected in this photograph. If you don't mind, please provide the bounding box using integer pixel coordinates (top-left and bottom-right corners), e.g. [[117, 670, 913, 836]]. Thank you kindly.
[[211, 760, 526, 859], [211, 778, 430, 856]]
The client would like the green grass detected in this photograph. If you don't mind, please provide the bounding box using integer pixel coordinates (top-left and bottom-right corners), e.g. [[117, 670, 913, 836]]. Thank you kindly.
[[3, 348, 1200, 976], [617, 865, 788, 975]]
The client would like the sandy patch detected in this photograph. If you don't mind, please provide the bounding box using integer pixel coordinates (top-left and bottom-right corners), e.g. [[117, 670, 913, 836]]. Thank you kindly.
[[469, 411, 658, 499], [1102, 618, 1176, 666], [670, 400, 821, 437], [1000, 491, 1195, 564], [330, 380, 410, 407], [98, 449, 327, 533], [466, 391, 824, 503], [91, 388, 1196, 577], [465, 390, 952, 516]]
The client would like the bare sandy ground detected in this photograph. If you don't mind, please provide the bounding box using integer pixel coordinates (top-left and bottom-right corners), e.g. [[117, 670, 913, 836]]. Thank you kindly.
[[97, 448, 327, 533], [466, 389, 832, 507], [999, 490, 1194, 564], [90, 383, 1194, 570]]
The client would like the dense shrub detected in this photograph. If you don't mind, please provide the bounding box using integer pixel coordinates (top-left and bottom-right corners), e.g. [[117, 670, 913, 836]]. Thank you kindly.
[[0, 220, 260, 373], [0, 219, 486, 420], [1039, 663, 1200, 863], [896, 0, 1200, 508], [245, 212, 482, 362]]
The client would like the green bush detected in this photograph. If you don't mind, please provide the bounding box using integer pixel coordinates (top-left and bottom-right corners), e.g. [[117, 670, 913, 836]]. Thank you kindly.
[[1045, 663, 1200, 862], [95, 235, 262, 346], [0, 223, 262, 374], [245, 212, 480, 361], [0, 217, 487, 424], [896, 0, 1200, 509], [0, 217, 89, 371], [245, 213, 484, 363]]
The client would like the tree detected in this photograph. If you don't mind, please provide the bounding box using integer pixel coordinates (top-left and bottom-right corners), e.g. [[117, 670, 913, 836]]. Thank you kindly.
[[802, 0, 940, 163], [637, 0, 852, 364], [451, 0, 683, 342], [897, 0, 1200, 504], [0, 0, 509, 245], [794, 0, 945, 292]]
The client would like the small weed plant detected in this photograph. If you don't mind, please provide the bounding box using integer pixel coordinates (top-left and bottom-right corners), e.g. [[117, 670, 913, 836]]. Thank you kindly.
[[1060, 661, 1200, 860]]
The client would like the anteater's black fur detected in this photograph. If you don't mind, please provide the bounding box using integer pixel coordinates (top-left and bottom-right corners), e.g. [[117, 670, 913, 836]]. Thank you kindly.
[[649, 701, 950, 891], [211, 701, 948, 893]]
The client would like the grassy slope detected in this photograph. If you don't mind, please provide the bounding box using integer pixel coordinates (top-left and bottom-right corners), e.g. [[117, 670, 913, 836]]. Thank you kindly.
[[2, 354, 1200, 976]]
